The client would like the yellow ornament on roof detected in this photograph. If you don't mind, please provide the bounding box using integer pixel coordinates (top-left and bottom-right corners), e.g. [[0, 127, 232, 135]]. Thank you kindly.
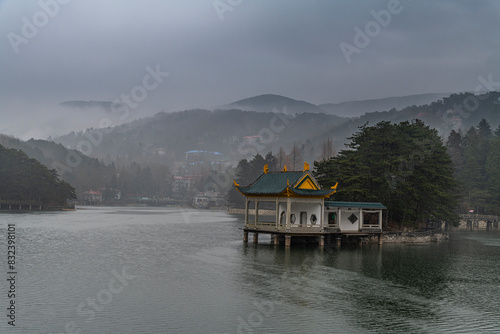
[[283, 165, 287, 172], [263, 164, 269, 174], [304, 162, 309, 171]]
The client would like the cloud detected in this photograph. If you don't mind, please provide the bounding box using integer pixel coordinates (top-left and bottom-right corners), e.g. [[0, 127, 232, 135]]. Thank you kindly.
[[0, 0, 499, 138]]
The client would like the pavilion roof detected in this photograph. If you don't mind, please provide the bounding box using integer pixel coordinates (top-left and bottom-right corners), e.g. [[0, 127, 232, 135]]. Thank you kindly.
[[235, 170, 336, 198]]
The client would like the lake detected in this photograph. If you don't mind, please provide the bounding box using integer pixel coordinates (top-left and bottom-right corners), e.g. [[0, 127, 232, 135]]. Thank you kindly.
[[1, 206, 500, 333]]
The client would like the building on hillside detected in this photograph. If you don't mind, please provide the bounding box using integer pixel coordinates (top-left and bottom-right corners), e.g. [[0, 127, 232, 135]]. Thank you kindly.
[[185, 150, 224, 164], [173, 175, 202, 193], [234, 163, 385, 247], [82, 190, 102, 204], [193, 191, 226, 209]]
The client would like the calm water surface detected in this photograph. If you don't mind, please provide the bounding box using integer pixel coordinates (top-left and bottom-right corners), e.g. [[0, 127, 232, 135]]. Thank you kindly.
[[1, 206, 500, 333]]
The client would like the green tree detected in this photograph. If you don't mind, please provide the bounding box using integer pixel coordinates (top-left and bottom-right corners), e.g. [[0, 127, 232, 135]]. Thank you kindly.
[[314, 120, 458, 228], [0, 145, 76, 206], [461, 124, 491, 213], [227, 153, 278, 208], [486, 135, 500, 213]]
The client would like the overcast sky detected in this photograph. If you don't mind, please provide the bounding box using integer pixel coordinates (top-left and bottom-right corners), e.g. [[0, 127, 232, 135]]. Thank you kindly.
[[1, 0, 499, 139]]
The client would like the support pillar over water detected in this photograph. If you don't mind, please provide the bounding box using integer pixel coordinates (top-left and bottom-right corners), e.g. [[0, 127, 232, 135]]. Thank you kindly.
[[319, 235, 325, 248], [274, 235, 280, 245], [243, 231, 248, 243], [378, 234, 383, 245], [285, 236, 291, 247], [253, 233, 258, 244], [335, 236, 342, 246]]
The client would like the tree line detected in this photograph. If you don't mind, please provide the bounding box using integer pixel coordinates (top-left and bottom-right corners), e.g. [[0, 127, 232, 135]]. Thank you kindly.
[[0, 144, 76, 206], [314, 120, 458, 227], [446, 118, 500, 215], [229, 118, 500, 227]]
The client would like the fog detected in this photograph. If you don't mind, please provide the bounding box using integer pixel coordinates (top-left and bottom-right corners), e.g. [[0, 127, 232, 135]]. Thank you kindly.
[[1, 0, 499, 139]]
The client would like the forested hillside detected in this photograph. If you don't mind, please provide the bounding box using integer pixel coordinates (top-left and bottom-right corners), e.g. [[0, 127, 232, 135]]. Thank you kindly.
[[54, 109, 347, 165], [308, 91, 500, 154], [54, 92, 500, 170], [0, 135, 173, 201]]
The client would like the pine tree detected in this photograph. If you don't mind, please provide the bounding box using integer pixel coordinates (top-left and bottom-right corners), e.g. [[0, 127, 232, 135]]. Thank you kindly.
[[264, 151, 278, 171], [461, 123, 491, 213], [314, 120, 458, 227], [0, 144, 76, 206], [486, 135, 500, 213]]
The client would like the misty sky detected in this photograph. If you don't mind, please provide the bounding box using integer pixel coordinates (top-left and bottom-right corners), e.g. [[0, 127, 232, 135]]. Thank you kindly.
[[1, 0, 499, 139]]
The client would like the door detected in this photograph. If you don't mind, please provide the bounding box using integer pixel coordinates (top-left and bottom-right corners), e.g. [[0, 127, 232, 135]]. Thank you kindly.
[[300, 212, 307, 227]]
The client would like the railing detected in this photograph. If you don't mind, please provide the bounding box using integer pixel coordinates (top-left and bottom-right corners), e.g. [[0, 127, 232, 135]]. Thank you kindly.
[[245, 222, 323, 232], [288, 225, 322, 232], [362, 224, 381, 229], [246, 222, 280, 231], [326, 223, 339, 229]]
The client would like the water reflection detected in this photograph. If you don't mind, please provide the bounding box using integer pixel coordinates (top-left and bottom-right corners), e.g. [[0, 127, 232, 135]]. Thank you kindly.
[[238, 233, 500, 333], [1, 208, 500, 333]]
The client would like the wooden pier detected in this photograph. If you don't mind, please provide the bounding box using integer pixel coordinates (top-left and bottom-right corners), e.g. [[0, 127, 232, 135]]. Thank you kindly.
[[0, 201, 43, 211], [242, 228, 383, 247]]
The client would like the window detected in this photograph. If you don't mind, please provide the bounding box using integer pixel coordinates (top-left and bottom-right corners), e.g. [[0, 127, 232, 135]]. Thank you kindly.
[[290, 214, 296, 224], [280, 211, 286, 225], [310, 214, 317, 225]]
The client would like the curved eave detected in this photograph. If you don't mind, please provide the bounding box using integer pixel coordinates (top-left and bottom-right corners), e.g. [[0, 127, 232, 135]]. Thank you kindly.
[[237, 186, 335, 199]]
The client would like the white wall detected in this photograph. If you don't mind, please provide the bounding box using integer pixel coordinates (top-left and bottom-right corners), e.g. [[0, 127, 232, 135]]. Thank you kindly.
[[277, 201, 322, 227], [339, 209, 361, 231]]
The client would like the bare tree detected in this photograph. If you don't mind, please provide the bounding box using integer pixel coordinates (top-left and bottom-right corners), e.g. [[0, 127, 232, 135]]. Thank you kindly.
[[290, 144, 302, 170], [320, 137, 336, 160], [276, 146, 286, 170]]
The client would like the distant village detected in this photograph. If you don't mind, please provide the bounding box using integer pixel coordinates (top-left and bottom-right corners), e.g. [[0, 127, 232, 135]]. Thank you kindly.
[[81, 149, 231, 208]]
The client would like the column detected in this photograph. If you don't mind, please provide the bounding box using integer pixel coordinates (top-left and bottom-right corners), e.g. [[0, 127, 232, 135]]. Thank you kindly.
[[275, 198, 280, 229], [378, 210, 383, 230], [254, 200, 259, 226], [359, 208, 363, 231], [286, 199, 291, 231], [320, 202, 325, 230], [253, 233, 258, 244], [338, 209, 342, 230], [244, 198, 249, 228], [319, 235, 325, 248], [243, 231, 248, 243], [285, 235, 291, 247], [274, 235, 280, 245]]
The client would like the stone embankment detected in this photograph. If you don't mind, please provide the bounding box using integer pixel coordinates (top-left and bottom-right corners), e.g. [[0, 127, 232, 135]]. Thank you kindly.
[[369, 231, 448, 244]]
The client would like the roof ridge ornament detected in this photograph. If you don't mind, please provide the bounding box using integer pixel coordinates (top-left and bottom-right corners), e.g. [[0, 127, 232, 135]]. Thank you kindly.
[[304, 162, 309, 171], [263, 164, 269, 174], [283, 165, 287, 172]]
